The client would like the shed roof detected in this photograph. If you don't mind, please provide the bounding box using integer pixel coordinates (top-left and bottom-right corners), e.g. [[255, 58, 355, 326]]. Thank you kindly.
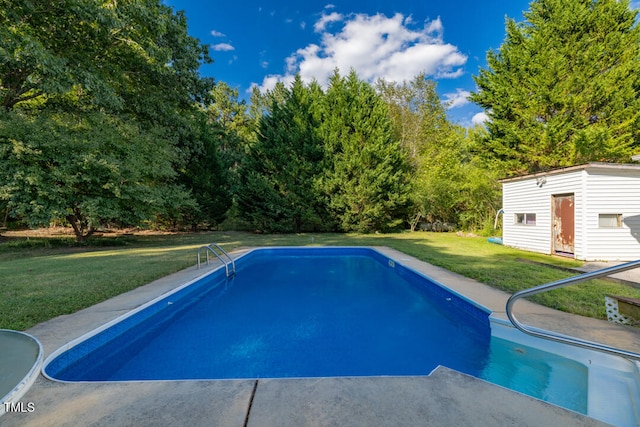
[[498, 162, 640, 183]]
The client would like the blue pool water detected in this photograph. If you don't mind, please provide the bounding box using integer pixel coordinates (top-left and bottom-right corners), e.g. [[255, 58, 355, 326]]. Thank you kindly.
[[44, 247, 588, 414]]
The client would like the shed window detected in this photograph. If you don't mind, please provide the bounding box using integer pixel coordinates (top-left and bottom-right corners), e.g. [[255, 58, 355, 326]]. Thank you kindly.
[[599, 213, 622, 228], [515, 213, 536, 225]]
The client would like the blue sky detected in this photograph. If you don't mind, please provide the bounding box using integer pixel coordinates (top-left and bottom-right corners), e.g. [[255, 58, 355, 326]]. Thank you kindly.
[[163, 1, 534, 126]]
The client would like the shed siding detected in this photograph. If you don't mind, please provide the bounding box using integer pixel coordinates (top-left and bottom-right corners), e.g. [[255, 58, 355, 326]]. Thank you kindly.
[[502, 164, 640, 261], [502, 171, 583, 255], [583, 170, 640, 261]]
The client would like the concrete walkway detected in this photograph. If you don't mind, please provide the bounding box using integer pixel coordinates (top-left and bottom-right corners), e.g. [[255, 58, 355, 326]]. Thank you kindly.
[[577, 261, 640, 288], [4, 247, 638, 426]]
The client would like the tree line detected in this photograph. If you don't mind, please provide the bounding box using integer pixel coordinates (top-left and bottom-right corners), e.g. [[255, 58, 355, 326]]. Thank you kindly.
[[1, 0, 638, 240]]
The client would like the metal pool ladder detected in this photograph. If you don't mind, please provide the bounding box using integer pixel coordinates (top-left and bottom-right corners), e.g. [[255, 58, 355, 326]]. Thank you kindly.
[[506, 259, 640, 361], [197, 243, 235, 277]]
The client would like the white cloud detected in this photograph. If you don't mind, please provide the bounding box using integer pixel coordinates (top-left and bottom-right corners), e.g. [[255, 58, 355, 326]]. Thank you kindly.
[[258, 74, 296, 92], [211, 43, 234, 52], [210, 30, 226, 37], [443, 89, 470, 109], [472, 112, 488, 125], [424, 18, 443, 35], [314, 11, 343, 32], [255, 12, 467, 93]]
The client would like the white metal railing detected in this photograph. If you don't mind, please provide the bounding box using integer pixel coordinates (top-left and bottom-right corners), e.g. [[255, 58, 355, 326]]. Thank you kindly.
[[506, 259, 640, 360], [197, 243, 235, 277]]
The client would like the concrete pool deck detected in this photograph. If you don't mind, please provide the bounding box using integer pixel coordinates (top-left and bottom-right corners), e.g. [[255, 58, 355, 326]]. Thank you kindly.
[[3, 246, 639, 426]]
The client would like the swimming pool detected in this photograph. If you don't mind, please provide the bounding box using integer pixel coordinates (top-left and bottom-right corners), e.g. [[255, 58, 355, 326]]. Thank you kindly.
[[43, 247, 640, 426]]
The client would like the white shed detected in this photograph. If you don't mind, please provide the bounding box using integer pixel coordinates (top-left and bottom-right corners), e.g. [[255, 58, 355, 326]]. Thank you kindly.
[[499, 163, 640, 261]]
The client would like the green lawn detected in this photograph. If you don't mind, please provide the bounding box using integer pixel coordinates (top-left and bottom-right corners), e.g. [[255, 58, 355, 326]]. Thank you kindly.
[[1, 230, 639, 330]]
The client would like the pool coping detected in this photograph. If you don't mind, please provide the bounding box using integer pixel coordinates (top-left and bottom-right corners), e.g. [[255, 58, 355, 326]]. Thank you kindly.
[[2, 245, 636, 426]]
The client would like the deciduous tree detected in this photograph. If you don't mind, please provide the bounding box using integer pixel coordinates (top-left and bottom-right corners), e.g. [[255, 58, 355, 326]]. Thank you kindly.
[[376, 74, 452, 229], [0, 0, 214, 239], [0, 111, 183, 240]]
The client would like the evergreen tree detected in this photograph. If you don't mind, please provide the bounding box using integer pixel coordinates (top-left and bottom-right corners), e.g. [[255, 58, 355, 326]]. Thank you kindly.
[[238, 76, 329, 232], [470, 0, 640, 175], [201, 82, 253, 227], [319, 70, 411, 232], [177, 114, 233, 230]]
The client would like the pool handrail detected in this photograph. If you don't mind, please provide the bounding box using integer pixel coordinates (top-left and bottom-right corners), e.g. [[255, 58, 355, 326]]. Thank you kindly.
[[506, 259, 640, 361], [197, 244, 235, 277]]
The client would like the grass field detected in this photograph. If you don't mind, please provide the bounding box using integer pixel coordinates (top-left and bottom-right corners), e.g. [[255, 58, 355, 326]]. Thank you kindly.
[[2, 229, 640, 330]]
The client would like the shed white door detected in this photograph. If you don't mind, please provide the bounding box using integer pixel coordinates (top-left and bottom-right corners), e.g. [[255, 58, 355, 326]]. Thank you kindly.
[[552, 194, 575, 255]]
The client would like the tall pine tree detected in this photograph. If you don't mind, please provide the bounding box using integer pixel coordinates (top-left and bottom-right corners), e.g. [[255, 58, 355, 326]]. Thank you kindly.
[[238, 76, 329, 232], [470, 0, 640, 175], [319, 70, 411, 232]]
